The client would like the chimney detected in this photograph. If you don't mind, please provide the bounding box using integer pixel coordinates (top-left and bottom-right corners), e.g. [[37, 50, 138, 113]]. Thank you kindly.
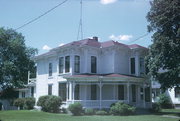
[[93, 36, 98, 41]]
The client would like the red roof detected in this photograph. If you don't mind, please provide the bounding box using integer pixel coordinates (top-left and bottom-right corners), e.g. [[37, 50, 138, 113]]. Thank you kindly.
[[36, 37, 147, 58], [128, 44, 148, 49]]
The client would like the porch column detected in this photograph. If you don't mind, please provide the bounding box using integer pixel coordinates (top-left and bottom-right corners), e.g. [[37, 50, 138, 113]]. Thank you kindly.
[[99, 81, 102, 109], [72, 81, 75, 103], [113, 84, 115, 100], [66, 82, 69, 101], [69, 82, 72, 101], [127, 82, 130, 104]]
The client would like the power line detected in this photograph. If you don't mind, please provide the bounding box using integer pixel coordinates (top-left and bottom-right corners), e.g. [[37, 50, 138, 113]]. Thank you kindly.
[[77, 0, 83, 40], [15, 0, 68, 30], [127, 13, 180, 44]]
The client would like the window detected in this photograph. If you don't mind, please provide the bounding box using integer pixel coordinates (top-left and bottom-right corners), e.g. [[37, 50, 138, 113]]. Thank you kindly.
[[140, 87, 144, 100], [75, 84, 80, 100], [91, 85, 97, 100], [145, 87, 150, 102], [139, 57, 145, 74], [49, 63, 52, 76], [65, 56, 70, 73], [59, 83, 66, 101], [74, 56, 80, 73], [175, 87, 180, 98], [132, 85, 136, 102], [59, 57, 64, 73], [91, 56, 97, 73], [22, 92, 25, 98], [130, 58, 135, 74], [48, 85, 52, 95], [118, 85, 124, 100], [31, 87, 34, 97]]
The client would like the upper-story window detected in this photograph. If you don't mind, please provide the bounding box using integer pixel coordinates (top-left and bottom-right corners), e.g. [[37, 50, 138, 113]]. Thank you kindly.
[[49, 63, 52, 76], [59, 57, 64, 73], [130, 57, 135, 74], [139, 57, 145, 74], [91, 56, 97, 73], [65, 56, 70, 73], [74, 55, 80, 73]]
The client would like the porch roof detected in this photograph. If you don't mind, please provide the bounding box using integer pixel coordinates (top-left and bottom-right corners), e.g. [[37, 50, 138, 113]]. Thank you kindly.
[[64, 73, 146, 82]]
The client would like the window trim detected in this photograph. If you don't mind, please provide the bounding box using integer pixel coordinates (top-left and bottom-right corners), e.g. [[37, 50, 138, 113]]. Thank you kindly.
[[91, 84, 97, 100], [139, 57, 145, 74], [59, 57, 64, 74], [48, 63, 53, 77], [48, 84, 53, 95], [91, 56, 97, 73], [65, 56, 70, 73], [130, 57, 135, 75], [58, 83, 67, 101], [118, 85, 124, 100], [175, 87, 180, 98], [74, 55, 80, 73]]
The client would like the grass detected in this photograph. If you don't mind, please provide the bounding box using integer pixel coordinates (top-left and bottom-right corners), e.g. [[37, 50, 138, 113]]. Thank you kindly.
[[0, 109, 179, 121]]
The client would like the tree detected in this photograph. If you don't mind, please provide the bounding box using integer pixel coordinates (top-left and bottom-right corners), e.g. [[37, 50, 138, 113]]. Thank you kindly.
[[146, 0, 180, 90], [0, 27, 37, 90]]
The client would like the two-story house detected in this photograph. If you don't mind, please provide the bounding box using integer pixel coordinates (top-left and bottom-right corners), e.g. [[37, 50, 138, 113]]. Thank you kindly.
[[23, 36, 152, 109]]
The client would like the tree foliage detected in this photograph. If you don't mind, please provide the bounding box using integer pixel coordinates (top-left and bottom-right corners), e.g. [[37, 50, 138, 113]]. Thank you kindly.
[[0, 27, 37, 90], [146, 0, 180, 89]]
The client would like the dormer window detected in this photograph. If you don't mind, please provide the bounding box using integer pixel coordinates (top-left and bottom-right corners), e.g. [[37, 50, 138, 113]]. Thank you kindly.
[[91, 56, 97, 73], [49, 63, 52, 76], [65, 56, 70, 73], [74, 55, 80, 73], [130, 57, 135, 74]]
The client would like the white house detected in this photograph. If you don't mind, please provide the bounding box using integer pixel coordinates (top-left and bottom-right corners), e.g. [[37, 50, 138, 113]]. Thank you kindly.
[[152, 81, 180, 108], [22, 37, 152, 109]]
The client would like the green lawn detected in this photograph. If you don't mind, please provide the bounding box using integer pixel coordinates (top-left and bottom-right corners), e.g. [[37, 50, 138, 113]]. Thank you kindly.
[[0, 109, 179, 121]]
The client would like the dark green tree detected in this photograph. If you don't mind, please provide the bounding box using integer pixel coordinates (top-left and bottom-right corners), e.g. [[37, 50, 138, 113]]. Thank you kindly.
[[146, 0, 180, 89], [0, 27, 37, 90]]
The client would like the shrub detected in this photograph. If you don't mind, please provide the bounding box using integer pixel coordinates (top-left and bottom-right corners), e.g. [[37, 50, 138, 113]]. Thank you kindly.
[[37, 95, 62, 113], [24, 97, 35, 110], [158, 93, 173, 109], [84, 108, 94, 115], [110, 102, 136, 115], [61, 107, 68, 114], [110, 103, 116, 108], [150, 103, 161, 113], [96, 110, 108, 115], [13, 98, 35, 110], [68, 102, 83, 116], [13, 98, 25, 110]]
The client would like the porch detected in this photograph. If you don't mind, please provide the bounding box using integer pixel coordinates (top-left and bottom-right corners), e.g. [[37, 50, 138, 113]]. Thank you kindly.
[[60, 74, 152, 109]]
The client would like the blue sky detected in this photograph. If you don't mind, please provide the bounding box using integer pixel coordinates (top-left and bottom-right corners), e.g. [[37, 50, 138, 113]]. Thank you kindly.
[[0, 0, 153, 54]]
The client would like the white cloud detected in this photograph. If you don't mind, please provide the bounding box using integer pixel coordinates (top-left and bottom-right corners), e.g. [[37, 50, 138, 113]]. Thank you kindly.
[[59, 43, 65, 47], [109, 34, 133, 43], [42, 45, 51, 51], [100, 0, 117, 4]]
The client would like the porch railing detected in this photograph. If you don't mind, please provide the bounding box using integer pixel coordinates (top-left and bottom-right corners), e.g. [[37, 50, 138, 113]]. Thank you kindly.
[[66, 100, 127, 108]]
